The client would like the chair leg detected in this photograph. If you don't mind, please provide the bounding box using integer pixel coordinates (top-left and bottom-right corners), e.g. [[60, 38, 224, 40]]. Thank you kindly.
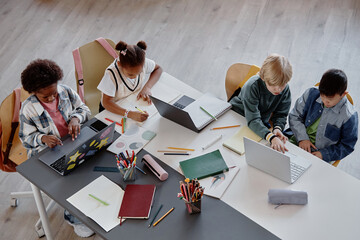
[[10, 191, 34, 207]]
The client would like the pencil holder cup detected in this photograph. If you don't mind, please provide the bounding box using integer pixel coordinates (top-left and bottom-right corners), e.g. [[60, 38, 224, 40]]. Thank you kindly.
[[185, 200, 201, 214], [119, 166, 136, 182]]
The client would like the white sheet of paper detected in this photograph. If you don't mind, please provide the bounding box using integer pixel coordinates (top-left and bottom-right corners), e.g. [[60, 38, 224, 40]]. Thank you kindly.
[[107, 121, 156, 155], [199, 166, 240, 199], [67, 175, 125, 232]]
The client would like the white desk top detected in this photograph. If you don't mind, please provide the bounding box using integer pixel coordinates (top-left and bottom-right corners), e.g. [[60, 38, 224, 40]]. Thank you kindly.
[[97, 72, 360, 240]]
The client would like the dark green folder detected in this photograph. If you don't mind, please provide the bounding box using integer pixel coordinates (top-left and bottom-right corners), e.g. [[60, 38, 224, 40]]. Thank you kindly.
[[179, 150, 228, 179]]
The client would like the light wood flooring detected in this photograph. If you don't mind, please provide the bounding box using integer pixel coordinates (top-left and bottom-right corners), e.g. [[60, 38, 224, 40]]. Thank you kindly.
[[1, 0, 360, 239]]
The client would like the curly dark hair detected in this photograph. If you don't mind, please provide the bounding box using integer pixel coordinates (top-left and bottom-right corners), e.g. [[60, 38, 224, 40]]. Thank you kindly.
[[21, 59, 63, 93]]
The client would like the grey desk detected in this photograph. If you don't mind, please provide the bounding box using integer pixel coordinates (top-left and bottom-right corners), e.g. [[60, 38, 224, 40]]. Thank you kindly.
[[17, 118, 278, 240]]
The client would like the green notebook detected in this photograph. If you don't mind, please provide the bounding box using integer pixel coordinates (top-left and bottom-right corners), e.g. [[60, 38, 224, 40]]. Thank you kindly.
[[179, 150, 228, 180]]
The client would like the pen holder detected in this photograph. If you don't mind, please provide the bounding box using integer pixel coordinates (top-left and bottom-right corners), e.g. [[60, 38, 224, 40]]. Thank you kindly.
[[185, 200, 201, 214], [119, 165, 136, 182]]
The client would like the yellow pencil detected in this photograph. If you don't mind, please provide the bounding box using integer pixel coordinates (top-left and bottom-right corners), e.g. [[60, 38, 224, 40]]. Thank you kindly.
[[168, 147, 195, 151], [135, 106, 145, 113], [210, 125, 241, 130], [153, 207, 175, 227]]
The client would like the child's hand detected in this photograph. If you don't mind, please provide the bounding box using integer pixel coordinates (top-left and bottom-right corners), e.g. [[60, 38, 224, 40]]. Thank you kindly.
[[273, 129, 288, 143], [137, 87, 152, 104], [68, 117, 81, 141], [128, 110, 149, 122], [41, 135, 63, 148], [312, 151, 323, 159], [270, 137, 288, 153], [299, 140, 317, 153]]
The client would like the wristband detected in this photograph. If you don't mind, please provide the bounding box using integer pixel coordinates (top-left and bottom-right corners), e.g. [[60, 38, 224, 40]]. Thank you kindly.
[[124, 109, 129, 118]]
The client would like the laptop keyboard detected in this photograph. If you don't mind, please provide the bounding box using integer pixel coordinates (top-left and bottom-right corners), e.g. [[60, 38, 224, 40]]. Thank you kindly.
[[290, 162, 306, 181], [173, 102, 186, 109], [50, 156, 66, 174]]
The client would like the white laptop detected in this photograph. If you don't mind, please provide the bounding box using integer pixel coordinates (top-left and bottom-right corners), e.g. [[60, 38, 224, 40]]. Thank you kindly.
[[244, 137, 312, 184]]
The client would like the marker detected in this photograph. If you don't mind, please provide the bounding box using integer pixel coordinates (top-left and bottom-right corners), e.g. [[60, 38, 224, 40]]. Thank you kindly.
[[153, 207, 175, 227], [202, 135, 222, 150], [210, 125, 241, 130], [200, 106, 217, 120], [135, 106, 145, 113], [88, 194, 109, 206], [104, 117, 122, 127], [148, 204, 163, 228]]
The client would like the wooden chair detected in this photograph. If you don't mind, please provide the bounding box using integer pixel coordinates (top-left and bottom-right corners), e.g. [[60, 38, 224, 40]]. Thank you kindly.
[[225, 63, 260, 101], [314, 82, 354, 167], [73, 38, 118, 117], [0, 88, 55, 237]]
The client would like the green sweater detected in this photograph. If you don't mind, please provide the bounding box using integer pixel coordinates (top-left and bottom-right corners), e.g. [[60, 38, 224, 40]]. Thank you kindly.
[[229, 75, 291, 140]]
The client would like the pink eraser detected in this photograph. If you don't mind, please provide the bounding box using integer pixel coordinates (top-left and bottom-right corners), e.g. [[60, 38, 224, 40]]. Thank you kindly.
[[142, 154, 168, 181]]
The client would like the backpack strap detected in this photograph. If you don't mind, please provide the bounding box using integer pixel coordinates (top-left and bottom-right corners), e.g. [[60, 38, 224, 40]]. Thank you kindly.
[[3, 88, 21, 164], [95, 37, 118, 59], [72, 38, 118, 103], [72, 48, 85, 102]]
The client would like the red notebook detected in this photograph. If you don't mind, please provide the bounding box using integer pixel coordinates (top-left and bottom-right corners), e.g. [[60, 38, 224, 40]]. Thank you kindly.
[[118, 184, 156, 223]]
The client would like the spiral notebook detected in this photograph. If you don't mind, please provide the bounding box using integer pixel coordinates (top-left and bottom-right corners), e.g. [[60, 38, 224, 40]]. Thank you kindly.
[[183, 93, 232, 130]]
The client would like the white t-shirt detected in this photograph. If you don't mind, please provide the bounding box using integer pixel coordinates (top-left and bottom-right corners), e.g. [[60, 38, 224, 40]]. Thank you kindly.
[[97, 58, 156, 102]]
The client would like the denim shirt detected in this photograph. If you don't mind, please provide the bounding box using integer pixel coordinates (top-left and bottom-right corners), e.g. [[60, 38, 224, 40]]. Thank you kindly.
[[289, 87, 358, 162]]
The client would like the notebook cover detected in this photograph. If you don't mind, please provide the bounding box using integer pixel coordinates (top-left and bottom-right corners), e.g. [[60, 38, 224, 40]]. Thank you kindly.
[[223, 126, 262, 155], [179, 150, 228, 180], [118, 184, 156, 219]]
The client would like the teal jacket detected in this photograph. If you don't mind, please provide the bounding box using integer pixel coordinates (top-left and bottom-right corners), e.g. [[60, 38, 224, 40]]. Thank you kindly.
[[230, 75, 291, 140]]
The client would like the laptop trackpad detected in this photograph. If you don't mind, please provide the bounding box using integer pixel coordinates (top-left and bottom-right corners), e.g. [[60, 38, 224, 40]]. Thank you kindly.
[[39, 126, 97, 164]]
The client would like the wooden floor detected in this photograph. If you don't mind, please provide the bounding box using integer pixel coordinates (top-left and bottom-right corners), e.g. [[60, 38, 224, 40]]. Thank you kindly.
[[1, 0, 359, 239]]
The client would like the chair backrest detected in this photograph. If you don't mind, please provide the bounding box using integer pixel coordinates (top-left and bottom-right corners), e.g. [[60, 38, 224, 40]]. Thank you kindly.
[[0, 88, 30, 170], [225, 63, 260, 101], [73, 38, 118, 116]]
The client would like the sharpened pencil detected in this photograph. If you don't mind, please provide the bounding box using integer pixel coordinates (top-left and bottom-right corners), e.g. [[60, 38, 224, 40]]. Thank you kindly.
[[148, 204, 163, 228], [164, 153, 190, 155], [210, 124, 241, 130], [167, 147, 195, 151], [153, 207, 175, 227]]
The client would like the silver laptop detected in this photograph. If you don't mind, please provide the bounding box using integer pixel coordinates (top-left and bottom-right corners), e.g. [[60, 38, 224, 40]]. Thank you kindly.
[[244, 137, 312, 184]]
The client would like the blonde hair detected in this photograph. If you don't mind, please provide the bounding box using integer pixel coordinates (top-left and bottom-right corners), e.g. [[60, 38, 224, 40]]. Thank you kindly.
[[259, 54, 292, 86]]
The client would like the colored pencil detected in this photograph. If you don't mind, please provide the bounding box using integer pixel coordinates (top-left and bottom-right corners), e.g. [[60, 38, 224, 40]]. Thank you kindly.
[[153, 207, 175, 227], [148, 204, 163, 228], [88, 194, 109, 206], [164, 153, 190, 155], [210, 124, 241, 130], [135, 106, 145, 113], [157, 150, 188, 153], [167, 147, 195, 151], [104, 117, 122, 127], [200, 106, 217, 120]]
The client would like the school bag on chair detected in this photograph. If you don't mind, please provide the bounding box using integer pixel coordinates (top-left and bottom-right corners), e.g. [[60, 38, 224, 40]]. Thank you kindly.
[[0, 88, 29, 172], [72, 37, 118, 116]]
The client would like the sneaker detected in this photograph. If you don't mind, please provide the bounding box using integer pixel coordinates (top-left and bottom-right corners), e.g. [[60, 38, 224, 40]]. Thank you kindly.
[[64, 210, 95, 238]]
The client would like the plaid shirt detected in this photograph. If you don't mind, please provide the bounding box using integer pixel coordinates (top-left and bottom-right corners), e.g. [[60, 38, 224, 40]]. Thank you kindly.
[[19, 84, 91, 158]]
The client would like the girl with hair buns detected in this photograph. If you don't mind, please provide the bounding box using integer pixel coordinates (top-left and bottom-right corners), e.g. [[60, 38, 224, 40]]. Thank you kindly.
[[97, 40, 162, 122]]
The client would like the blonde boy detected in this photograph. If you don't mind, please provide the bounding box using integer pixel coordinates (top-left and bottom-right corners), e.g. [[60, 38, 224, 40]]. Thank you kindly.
[[230, 54, 292, 153]]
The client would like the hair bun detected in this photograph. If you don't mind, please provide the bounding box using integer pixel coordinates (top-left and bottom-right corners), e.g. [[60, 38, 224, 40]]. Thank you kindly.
[[115, 41, 127, 51], [136, 41, 147, 50]]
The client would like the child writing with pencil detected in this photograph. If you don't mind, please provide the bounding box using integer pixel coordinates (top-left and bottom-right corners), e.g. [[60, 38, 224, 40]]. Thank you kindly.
[[230, 54, 292, 153], [19, 59, 94, 237], [97, 40, 162, 122]]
